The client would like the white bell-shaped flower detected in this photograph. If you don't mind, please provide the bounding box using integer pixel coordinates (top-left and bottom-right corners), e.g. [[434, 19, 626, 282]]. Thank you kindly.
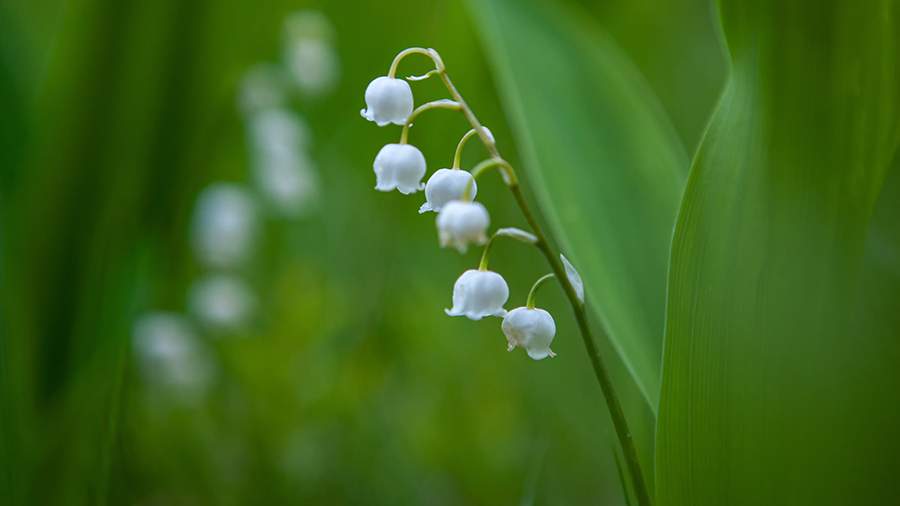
[[189, 275, 257, 333], [361, 76, 414, 126], [436, 200, 489, 253], [283, 11, 339, 97], [373, 143, 426, 194], [419, 168, 477, 214], [132, 312, 215, 399], [445, 269, 509, 320], [502, 307, 557, 360], [192, 183, 258, 269]]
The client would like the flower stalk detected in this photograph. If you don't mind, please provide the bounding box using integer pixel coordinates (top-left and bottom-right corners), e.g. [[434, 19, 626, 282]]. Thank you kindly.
[[526, 273, 555, 309], [400, 99, 462, 144], [452, 128, 480, 169]]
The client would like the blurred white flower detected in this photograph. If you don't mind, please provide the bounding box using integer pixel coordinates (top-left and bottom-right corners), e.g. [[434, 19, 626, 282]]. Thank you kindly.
[[192, 183, 258, 269], [249, 108, 310, 155], [238, 64, 288, 116], [501, 307, 557, 360], [361, 77, 414, 126], [436, 200, 489, 253], [248, 107, 319, 217], [132, 312, 214, 398], [419, 168, 476, 214], [189, 275, 257, 332], [254, 149, 320, 217], [285, 39, 339, 97], [445, 269, 509, 320], [373, 143, 426, 194], [283, 11, 339, 96]]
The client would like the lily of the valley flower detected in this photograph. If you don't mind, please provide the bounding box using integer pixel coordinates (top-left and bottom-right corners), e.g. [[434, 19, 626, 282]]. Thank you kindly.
[[132, 312, 214, 397], [419, 168, 477, 214], [192, 183, 258, 269], [501, 307, 557, 360], [361, 76, 414, 126], [436, 200, 489, 253], [373, 143, 427, 194], [445, 269, 509, 320]]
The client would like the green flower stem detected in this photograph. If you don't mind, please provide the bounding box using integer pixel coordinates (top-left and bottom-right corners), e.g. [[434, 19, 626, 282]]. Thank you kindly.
[[400, 100, 461, 144], [388, 47, 444, 78], [434, 55, 653, 506], [478, 234, 496, 271], [508, 182, 652, 506], [469, 157, 518, 186], [526, 273, 555, 309], [452, 128, 480, 169]]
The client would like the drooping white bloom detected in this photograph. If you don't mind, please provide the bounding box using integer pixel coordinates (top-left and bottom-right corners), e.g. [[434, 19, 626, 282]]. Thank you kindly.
[[239, 64, 287, 115], [192, 183, 258, 269], [283, 11, 339, 96], [361, 76, 414, 126], [189, 275, 257, 332], [560, 254, 585, 304], [373, 143, 426, 194], [436, 200, 489, 253], [501, 307, 557, 360], [445, 269, 509, 320], [419, 168, 477, 214], [250, 108, 310, 155], [285, 39, 339, 96], [132, 312, 214, 398], [255, 148, 319, 217], [247, 107, 319, 217]]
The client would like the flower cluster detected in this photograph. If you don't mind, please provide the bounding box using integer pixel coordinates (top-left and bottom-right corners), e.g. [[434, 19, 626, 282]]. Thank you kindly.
[[190, 184, 258, 332], [132, 312, 215, 401], [133, 10, 340, 402], [361, 48, 566, 360]]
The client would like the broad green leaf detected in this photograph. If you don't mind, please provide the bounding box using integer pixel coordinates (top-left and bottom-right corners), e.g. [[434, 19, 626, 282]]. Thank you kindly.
[[657, 2, 900, 505], [466, 0, 689, 411]]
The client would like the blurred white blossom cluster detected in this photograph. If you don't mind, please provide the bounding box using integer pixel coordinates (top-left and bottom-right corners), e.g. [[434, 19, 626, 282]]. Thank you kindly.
[[241, 10, 339, 218], [132, 312, 215, 401], [189, 184, 258, 334], [133, 10, 338, 402]]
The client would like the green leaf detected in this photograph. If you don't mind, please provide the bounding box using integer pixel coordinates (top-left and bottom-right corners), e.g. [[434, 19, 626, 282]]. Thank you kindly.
[[466, 0, 689, 410], [656, 2, 900, 504]]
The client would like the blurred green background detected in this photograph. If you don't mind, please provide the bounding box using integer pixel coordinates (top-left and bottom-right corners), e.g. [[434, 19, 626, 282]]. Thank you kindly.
[[4, 0, 896, 504]]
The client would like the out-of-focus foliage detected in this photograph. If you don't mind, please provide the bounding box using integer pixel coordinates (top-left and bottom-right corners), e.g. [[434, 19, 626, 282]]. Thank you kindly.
[[656, 1, 900, 505]]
